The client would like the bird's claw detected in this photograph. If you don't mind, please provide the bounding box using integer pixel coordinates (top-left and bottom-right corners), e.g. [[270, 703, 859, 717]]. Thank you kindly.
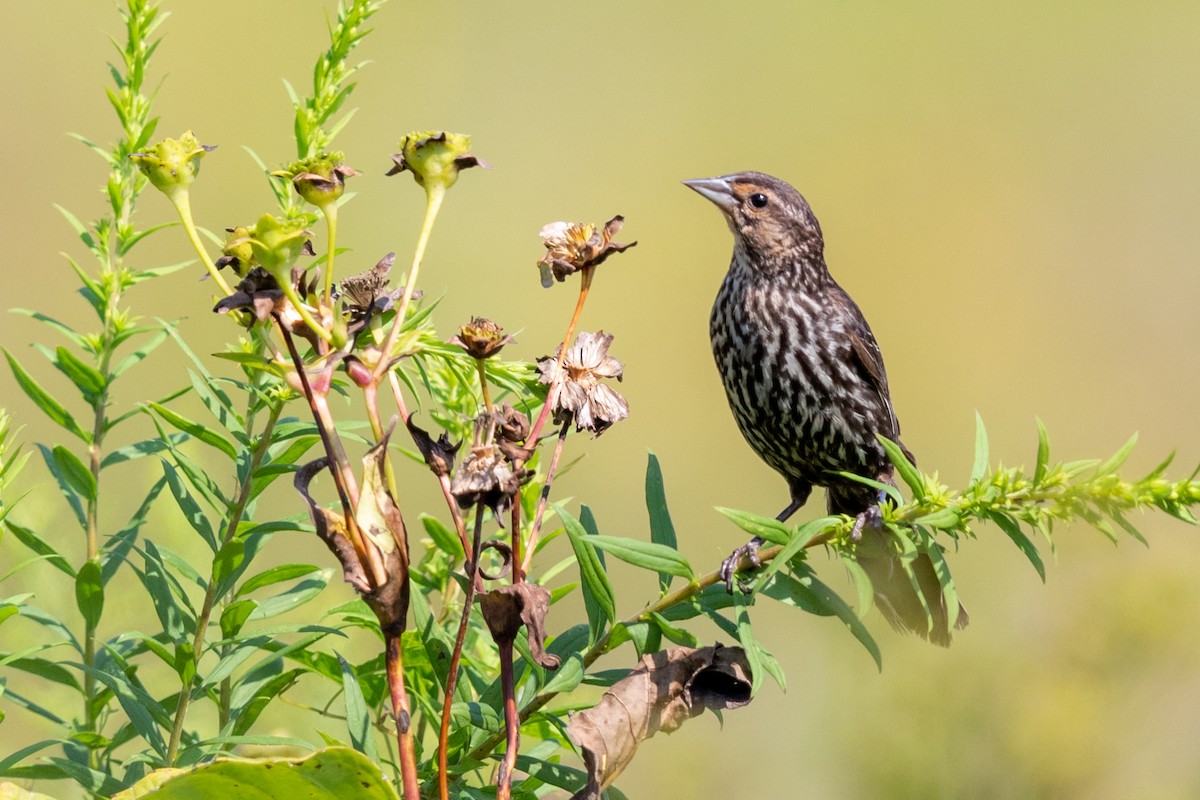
[[720, 537, 764, 593], [849, 504, 884, 542]]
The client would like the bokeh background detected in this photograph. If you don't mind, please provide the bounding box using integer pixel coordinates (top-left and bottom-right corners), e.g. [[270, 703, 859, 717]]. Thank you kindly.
[[3, 1, 1200, 797]]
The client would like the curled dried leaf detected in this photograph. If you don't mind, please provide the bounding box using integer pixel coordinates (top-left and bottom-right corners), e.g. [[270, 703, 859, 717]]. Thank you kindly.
[[294, 459, 370, 595], [356, 424, 411, 635], [479, 582, 560, 669], [566, 644, 752, 799]]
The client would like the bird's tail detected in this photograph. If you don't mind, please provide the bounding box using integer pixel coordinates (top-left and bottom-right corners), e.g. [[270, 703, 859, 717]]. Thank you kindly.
[[854, 527, 968, 647]]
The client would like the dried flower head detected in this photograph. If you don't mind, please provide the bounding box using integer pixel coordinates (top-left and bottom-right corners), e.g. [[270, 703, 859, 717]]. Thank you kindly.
[[450, 317, 514, 360], [495, 403, 533, 463], [213, 267, 283, 321], [386, 131, 488, 192], [537, 215, 636, 288], [406, 417, 461, 479], [275, 151, 359, 208], [451, 416, 528, 517], [130, 131, 215, 196], [338, 252, 404, 328], [537, 331, 629, 435]]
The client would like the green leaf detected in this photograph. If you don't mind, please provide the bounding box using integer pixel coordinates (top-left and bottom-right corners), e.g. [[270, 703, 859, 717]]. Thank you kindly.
[[1095, 433, 1138, 477], [647, 611, 698, 647], [160, 460, 217, 550], [715, 507, 790, 545], [4, 521, 75, 578], [987, 511, 1045, 581], [1034, 418, 1051, 486], [540, 652, 584, 695], [921, 536, 962, 631], [238, 564, 324, 597], [4, 349, 89, 443], [644, 452, 678, 591], [74, 560, 104, 630], [111, 747, 399, 800], [51, 445, 97, 502], [220, 599, 258, 640], [336, 655, 377, 763], [146, 402, 239, 460], [52, 346, 106, 403], [915, 508, 960, 529], [111, 329, 169, 379], [839, 557, 875, 618], [970, 411, 990, 483], [877, 435, 924, 500], [750, 516, 840, 593], [788, 569, 881, 670], [556, 504, 615, 642], [586, 535, 694, 580], [420, 514, 463, 560], [733, 596, 765, 696]]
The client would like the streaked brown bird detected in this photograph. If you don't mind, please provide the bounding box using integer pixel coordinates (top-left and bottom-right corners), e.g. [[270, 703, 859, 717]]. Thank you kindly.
[[684, 170, 967, 646]]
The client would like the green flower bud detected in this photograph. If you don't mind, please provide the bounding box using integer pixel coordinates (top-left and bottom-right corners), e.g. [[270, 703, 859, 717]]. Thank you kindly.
[[216, 226, 256, 276], [386, 131, 488, 192], [130, 131, 215, 196], [245, 213, 316, 276], [274, 151, 359, 208]]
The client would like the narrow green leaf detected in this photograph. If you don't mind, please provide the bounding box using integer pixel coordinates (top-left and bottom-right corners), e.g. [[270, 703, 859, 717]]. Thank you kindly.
[[220, 599, 258, 640], [1034, 418, 1051, 485], [540, 652, 584, 695], [733, 597, 765, 696], [4, 349, 89, 443], [74, 560, 104, 630], [110, 329, 169, 378], [337, 654, 378, 763], [750, 516, 840, 593], [556, 504, 615, 642], [9, 309, 89, 348], [915, 508, 960, 529], [51, 445, 97, 502], [647, 611, 699, 647], [1095, 433, 1138, 477], [877, 435, 925, 500], [838, 556, 876, 618], [645, 451, 678, 591], [987, 512, 1045, 581], [587, 535, 694, 580], [970, 411, 989, 483], [147, 401, 239, 460], [714, 507, 790, 545], [36, 444, 86, 529], [420, 514, 463, 560], [797, 570, 882, 670], [160, 460, 217, 550], [53, 346, 106, 402], [921, 536, 961, 631], [4, 521, 75, 578]]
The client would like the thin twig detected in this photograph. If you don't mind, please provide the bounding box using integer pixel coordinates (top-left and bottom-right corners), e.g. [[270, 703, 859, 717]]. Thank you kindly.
[[438, 505, 486, 800], [520, 421, 571, 577], [386, 632, 421, 800]]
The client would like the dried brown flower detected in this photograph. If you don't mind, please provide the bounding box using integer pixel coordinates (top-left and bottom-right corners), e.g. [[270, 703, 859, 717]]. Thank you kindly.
[[450, 317, 514, 360], [537, 331, 629, 435], [537, 215, 636, 288]]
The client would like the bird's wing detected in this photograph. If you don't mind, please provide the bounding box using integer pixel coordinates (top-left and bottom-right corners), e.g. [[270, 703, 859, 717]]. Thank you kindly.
[[831, 286, 903, 443]]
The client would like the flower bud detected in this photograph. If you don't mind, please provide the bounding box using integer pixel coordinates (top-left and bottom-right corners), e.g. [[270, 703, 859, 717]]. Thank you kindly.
[[130, 131, 215, 196], [274, 151, 359, 208], [386, 131, 487, 192], [244, 213, 315, 276]]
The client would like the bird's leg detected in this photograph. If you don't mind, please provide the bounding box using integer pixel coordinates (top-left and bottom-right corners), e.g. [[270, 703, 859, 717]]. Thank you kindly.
[[848, 489, 889, 542], [720, 494, 806, 593]]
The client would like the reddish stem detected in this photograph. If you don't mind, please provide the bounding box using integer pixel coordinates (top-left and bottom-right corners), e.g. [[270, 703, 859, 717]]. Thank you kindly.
[[386, 633, 421, 800], [520, 421, 571, 576], [437, 506, 485, 800], [526, 266, 592, 445], [496, 639, 519, 800]]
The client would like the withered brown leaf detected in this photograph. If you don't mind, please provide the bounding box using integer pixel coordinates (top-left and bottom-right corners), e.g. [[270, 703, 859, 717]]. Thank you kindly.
[[566, 644, 752, 799]]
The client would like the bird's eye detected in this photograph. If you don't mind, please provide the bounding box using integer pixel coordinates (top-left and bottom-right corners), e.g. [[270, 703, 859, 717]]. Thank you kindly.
[[749, 193, 769, 209]]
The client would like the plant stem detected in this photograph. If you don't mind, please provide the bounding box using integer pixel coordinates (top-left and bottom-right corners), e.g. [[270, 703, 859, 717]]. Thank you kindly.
[[520, 421, 571, 578], [168, 190, 233, 296], [495, 639, 519, 800], [165, 402, 282, 765], [375, 183, 446, 380], [475, 358, 493, 413], [386, 633, 421, 800], [526, 266, 592, 446], [438, 506, 485, 800], [321, 202, 338, 302], [276, 276, 334, 344]]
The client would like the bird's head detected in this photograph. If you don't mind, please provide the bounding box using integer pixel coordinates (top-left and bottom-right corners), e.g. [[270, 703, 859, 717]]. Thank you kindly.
[[683, 171, 824, 270]]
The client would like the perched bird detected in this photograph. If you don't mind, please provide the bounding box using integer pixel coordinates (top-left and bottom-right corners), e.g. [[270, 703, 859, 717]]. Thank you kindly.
[[684, 170, 966, 646]]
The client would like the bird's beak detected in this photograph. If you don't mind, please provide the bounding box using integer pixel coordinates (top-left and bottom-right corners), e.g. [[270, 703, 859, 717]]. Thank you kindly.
[[683, 176, 737, 215]]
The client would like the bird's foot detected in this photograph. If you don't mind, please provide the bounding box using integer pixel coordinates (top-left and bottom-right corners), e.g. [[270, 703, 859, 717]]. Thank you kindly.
[[720, 536, 764, 593], [849, 504, 883, 542]]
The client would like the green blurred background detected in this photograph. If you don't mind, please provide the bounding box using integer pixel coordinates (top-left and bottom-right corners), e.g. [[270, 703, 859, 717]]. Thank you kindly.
[[3, 1, 1200, 797]]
